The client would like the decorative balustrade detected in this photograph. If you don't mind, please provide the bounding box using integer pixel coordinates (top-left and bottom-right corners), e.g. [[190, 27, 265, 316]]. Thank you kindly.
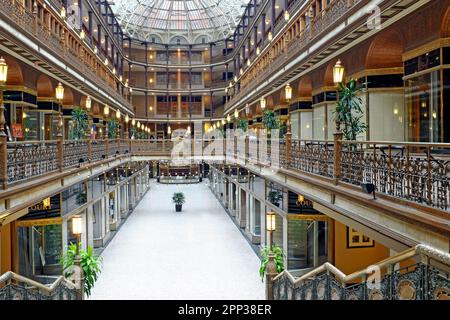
[[0, 0, 133, 111], [63, 140, 89, 168], [0, 271, 78, 300], [290, 139, 334, 178], [271, 244, 450, 300], [226, 0, 363, 110], [90, 139, 107, 162], [7, 140, 59, 184], [340, 141, 450, 211], [2, 137, 449, 212]]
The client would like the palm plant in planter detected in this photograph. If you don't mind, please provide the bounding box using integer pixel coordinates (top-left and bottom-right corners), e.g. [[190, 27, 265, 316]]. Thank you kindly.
[[60, 243, 102, 298], [268, 190, 283, 207], [236, 118, 248, 132], [259, 245, 285, 281], [71, 107, 89, 140], [172, 192, 186, 212], [262, 110, 280, 137], [107, 119, 120, 139], [334, 79, 367, 141]]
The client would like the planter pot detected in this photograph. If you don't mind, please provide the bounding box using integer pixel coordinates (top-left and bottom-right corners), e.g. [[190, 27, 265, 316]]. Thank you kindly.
[[175, 204, 182, 212]]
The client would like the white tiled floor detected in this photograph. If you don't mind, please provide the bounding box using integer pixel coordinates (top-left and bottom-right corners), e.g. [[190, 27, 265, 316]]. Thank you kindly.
[[89, 181, 265, 300]]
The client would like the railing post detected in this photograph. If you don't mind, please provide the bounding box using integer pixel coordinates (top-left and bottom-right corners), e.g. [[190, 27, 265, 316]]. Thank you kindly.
[[333, 131, 343, 185], [0, 87, 7, 189], [57, 138, 63, 172], [74, 259, 85, 300], [265, 254, 278, 300], [105, 126, 109, 159], [285, 131, 292, 169], [87, 136, 92, 161]]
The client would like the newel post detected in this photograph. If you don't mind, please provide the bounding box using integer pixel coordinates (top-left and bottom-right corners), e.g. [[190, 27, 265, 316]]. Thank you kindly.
[[285, 129, 292, 169], [333, 125, 343, 185], [0, 91, 7, 189], [265, 254, 278, 300], [105, 124, 109, 159]]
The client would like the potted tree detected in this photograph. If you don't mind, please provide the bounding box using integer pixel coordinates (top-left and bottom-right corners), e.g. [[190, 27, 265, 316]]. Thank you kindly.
[[268, 190, 283, 207], [172, 192, 186, 212]]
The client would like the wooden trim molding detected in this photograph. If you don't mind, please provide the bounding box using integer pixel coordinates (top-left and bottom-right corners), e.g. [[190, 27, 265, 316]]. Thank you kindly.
[[349, 67, 404, 80], [402, 38, 450, 61]]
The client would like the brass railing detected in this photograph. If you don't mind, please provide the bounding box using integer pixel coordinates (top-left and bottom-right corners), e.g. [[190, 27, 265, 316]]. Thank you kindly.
[[271, 244, 450, 300]]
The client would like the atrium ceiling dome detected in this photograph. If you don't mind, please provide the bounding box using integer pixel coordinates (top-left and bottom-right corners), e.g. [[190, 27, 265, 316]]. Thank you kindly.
[[111, 0, 248, 44]]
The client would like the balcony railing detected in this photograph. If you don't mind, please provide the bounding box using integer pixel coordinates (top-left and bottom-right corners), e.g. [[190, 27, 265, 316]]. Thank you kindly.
[[0, 271, 78, 300], [226, 0, 363, 110], [0, 0, 133, 112], [270, 244, 450, 300], [1, 136, 449, 212]]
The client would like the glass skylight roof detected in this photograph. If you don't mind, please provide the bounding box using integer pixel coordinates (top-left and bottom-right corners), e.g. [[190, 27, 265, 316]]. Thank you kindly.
[[112, 0, 248, 44]]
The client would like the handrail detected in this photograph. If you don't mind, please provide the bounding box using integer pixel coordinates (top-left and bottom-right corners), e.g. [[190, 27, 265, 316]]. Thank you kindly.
[[0, 271, 76, 293], [273, 244, 450, 287]]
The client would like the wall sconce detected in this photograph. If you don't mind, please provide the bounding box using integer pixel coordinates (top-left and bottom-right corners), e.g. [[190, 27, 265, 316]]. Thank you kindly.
[[115, 109, 120, 119], [284, 11, 290, 21], [227, 114, 231, 122], [285, 83, 292, 101], [60, 6, 66, 19], [104, 104, 109, 116], [268, 31, 273, 42], [0, 56, 8, 83], [333, 59, 345, 85], [234, 109, 239, 118], [55, 82, 64, 101], [85, 96, 91, 110], [80, 29, 85, 40], [125, 114, 129, 123], [245, 103, 250, 114], [132, 118, 136, 126], [260, 97, 266, 110]]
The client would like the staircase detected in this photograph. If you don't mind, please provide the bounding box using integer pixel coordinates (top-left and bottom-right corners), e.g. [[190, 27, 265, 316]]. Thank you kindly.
[[0, 271, 79, 300], [271, 244, 450, 300]]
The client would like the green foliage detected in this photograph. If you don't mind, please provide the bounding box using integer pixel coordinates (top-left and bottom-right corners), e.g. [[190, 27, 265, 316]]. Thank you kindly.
[[268, 190, 282, 206], [71, 107, 89, 140], [107, 119, 120, 139], [130, 126, 138, 139], [259, 245, 285, 281], [60, 243, 102, 297], [334, 79, 367, 140], [172, 192, 186, 205], [236, 118, 248, 132], [262, 110, 280, 131]]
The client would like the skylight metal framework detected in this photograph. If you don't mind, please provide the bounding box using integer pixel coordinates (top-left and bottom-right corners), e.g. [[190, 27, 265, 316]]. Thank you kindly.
[[112, 0, 248, 44]]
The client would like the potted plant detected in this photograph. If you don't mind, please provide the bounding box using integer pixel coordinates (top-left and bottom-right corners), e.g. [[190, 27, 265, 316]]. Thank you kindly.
[[172, 192, 186, 212], [71, 107, 89, 140], [262, 110, 280, 137], [236, 118, 248, 132], [107, 119, 120, 139], [259, 245, 285, 281], [268, 190, 282, 207], [60, 243, 102, 298], [333, 79, 367, 141]]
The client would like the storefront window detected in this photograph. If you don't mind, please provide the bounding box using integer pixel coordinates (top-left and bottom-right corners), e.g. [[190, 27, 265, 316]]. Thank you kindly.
[[18, 224, 62, 278], [405, 71, 442, 142], [61, 182, 87, 215]]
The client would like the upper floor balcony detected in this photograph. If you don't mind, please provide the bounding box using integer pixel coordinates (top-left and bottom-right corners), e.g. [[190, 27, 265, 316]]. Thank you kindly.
[[0, 0, 133, 114]]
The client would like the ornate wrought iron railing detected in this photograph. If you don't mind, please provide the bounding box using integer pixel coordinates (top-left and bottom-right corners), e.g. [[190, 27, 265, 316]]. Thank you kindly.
[[225, 0, 363, 111], [2, 137, 450, 211], [7, 140, 59, 184], [340, 141, 450, 211], [0, 271, 78, 300], [271, 244, 450, 300]]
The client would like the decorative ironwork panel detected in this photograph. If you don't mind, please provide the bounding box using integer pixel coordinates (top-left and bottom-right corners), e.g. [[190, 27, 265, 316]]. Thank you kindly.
[[63, 141, 88, 168], [340, 143, 450, 211], [392, 264, 424, 300], [289, 140, 334, 177], [7, 142, 59, 183]]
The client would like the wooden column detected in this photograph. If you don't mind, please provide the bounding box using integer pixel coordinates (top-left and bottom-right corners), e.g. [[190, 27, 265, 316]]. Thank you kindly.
[[0, 89, 7, 189]]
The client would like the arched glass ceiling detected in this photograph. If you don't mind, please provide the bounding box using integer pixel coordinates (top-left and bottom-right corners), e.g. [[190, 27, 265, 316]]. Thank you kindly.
[[111, 0, 248, 44]]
